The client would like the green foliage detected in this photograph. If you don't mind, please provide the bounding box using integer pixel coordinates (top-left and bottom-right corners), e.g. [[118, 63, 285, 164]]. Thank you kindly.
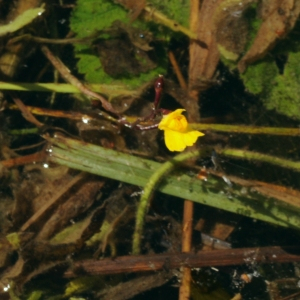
[[69, 0, 168, 88], [241, 59, 279, 95], [0, 6, 45, 36], [64, 276, 99, 297], [220, 3, 300, 120], [241, 51, 300, 120], [265, 51, 300, 119], [27, 291, 43, 300], [48, 135, 300, 230], [70, 1, 126, 36], [149, 0, 190, 28]]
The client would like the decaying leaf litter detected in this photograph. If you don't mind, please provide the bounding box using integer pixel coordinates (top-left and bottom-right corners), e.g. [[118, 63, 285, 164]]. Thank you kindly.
[[1, 0, 300, 299]]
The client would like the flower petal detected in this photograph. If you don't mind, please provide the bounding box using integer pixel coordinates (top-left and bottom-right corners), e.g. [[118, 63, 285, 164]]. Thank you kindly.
[[158, 109, 205, 152], [164, 130, 187, 152], [158, 109, 187, 132], [183, 130, 205, 147]]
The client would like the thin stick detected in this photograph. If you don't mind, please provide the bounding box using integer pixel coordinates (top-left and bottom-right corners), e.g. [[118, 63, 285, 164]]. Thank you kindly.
[[179, 200, 194, 300], [40, 45, 118, 114], [143, 6, 197, 39], [64, 246, 300, 277], [0, 150, 46, 168], [179, 1, 201, 299], [280, 291, 300, 300], [8, 32, 98, 45], [11, 94, 43, 127], [8, 104, 95, 121], [168, 51, 187, 89]]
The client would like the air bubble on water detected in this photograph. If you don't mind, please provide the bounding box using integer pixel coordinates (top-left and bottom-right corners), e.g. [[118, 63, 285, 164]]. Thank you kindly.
[[3, 284, 10, 292], [82, 116, 89, 124]]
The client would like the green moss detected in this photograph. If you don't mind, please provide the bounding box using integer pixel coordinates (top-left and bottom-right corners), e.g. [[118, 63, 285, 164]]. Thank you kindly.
[[264, 51, 300, 119], [244, 5, 261, 51], [240, 49, 300, 120], [240, 59, 279, 95]]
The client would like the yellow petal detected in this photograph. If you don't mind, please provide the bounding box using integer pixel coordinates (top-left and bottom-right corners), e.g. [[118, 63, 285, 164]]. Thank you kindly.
[[158, 109, 205, 152], [164, 130, 187, 152], [158, 109, 187, 132], [183, 130, 205, 147]]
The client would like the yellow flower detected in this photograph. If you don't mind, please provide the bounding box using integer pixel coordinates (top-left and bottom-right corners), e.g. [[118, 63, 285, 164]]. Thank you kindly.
[[158, 109, 204, 152]]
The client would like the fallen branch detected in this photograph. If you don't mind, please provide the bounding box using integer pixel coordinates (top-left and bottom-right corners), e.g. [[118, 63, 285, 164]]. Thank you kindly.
[[64, 246, 300, 277]]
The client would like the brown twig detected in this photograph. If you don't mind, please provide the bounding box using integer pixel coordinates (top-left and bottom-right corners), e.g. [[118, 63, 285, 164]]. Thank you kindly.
[[40, 45, 118, 115], [280, 291, 300, 300], [168, 51, 187, 89], [0, 150, 46, 168], [8, 33, 98, 45], [64, 246, 300, 277], [10, 93, 43, 127], [179, 200, 194, 300], [8, 103, 94, 121], [97, 271, 172, 300], [178, 2, 201, 299]]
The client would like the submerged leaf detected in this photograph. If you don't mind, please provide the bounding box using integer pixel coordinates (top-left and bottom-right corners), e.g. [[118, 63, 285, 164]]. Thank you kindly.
[[0, 6, 44, 36], [47, 135, 300, 229], [70, 0, 166, 88], [64, 276, 100, 298], [214, 0, 255, 61], [238, 0, 300, 72], [148, 0, 190, 28], [114, 0, 146, 21]]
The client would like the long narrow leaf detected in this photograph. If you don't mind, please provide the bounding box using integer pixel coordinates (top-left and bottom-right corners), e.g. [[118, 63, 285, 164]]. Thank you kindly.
[[45, 135, 300, 229]]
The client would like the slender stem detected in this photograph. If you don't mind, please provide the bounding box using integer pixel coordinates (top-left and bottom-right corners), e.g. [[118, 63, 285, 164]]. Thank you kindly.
[[144, 6, 197, 39], [168, 51, 187, 89], [10, 93, 43, 127], [132, 149, 204, 254], [153, 75, 164, 110], [41, 45, 118, 114], [8, 32, 99, 45], [0, 81, 137, 98], [218, 148, 300, 172], [179, 200, 194, 300], [0, 151, 46, 168], [179, 2, 201, 298], [8, 128, 39, 135], [191, 123, 300, 136]]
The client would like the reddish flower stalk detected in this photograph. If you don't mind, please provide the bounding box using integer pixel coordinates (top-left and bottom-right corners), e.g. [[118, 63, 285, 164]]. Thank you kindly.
[[118, 75, 169, 130], [153, 74, 164, 110]]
